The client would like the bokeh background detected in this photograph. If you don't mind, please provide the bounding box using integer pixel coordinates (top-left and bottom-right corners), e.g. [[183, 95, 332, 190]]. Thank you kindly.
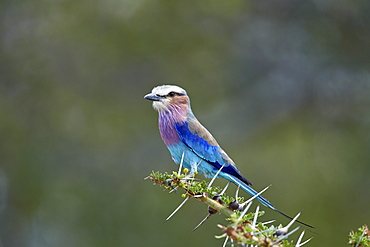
[[1, 0, 369, 246]]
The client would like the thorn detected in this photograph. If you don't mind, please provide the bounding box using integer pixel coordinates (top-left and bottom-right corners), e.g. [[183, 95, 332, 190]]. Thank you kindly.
[[208, 164, 225, 189], [164, 196, 189, 222], [220, 182, 230, 196], [262, 220, 276, 225], [355, 228, 367, 247], [252, 227, 277, 236], [179, 177, 197, 181], [251, 205, 260, 231], [238, 201, 252, 221], [230, 238, 234, 247], [191, 160, 202, 178], [235, 185, 240, 201], [274, 211, 301, 236], [295, 231, 313, 247], [297, 237, 313, 246], [192, 213, 211, 232], [222, 236, 229, 247], [276, 209, 315, 230], [217, 224, 225, 229], [196, 159, 202, 168], [168, 186, 178, 193], [239, 185, 271, 208], [286, 211, 302, 229], [295, 230, 305, 246], [272, 227, 300, 245], [177, 152, 185, 176], [193, 194, 203, 198]]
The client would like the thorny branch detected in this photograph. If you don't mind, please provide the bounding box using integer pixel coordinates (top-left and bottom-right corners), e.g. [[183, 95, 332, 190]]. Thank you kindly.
[[145, 170, 313, 247]]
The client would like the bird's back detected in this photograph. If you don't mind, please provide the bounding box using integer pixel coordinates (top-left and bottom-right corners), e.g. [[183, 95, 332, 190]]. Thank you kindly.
[[175, 116, 253, 186]]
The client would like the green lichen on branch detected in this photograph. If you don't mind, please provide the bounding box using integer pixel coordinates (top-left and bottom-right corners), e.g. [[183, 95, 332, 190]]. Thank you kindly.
[[145, 170, 312, 247], [349, 225, 370, 247]]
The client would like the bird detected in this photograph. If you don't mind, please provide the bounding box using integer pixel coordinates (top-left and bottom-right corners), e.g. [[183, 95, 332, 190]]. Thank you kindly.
[[144, 85, 312, 228]]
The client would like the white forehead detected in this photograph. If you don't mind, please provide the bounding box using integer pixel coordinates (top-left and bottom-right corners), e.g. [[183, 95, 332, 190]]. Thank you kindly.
[[151, 85, 187, 96]]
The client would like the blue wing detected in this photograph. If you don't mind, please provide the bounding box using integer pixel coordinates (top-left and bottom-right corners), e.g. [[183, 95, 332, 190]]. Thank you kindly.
[[175, 120, 252, 185]]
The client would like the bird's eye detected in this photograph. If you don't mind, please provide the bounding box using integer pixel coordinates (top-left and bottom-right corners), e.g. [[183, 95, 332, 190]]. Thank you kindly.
[[168, 92, 176, 97]]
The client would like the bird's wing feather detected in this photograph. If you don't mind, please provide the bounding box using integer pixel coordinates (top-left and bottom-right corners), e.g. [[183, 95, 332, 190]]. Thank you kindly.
[[175, 119, 251, 184], [187, 118, 220, 146]]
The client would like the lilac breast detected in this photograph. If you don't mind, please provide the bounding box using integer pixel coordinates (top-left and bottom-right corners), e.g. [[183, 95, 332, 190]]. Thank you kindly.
[[158, 106, 185, 146]]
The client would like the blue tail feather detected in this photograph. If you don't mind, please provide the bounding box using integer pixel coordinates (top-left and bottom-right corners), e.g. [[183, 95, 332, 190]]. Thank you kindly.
[[220, 173, 276, 210], [220, 173, 315, 229]]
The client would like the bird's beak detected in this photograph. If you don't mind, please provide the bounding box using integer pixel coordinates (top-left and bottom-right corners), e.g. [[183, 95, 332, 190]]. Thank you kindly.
[[144, 93, 162, 101]]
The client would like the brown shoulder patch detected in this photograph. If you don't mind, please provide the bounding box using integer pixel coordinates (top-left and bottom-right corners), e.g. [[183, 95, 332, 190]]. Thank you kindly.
[[187, 118, 219, 146]]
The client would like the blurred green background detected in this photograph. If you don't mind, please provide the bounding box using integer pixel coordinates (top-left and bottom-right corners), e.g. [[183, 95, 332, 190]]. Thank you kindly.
[[1, 0, 369, 246]]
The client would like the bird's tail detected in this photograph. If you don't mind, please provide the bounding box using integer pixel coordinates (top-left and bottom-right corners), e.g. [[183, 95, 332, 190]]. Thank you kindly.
[[221, 173, 276, 210], [221, 173, 315, 229]]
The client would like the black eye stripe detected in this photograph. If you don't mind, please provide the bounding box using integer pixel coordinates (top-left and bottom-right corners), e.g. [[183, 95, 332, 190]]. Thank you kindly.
[[167, 92, 184, 97]]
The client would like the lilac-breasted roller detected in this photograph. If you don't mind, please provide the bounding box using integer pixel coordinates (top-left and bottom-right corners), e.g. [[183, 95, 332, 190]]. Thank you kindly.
[[144, 85, 312, 226]]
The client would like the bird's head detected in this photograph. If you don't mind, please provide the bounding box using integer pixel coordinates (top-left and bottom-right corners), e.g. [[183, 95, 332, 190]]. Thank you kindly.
[[144, 85, 190, 112]]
